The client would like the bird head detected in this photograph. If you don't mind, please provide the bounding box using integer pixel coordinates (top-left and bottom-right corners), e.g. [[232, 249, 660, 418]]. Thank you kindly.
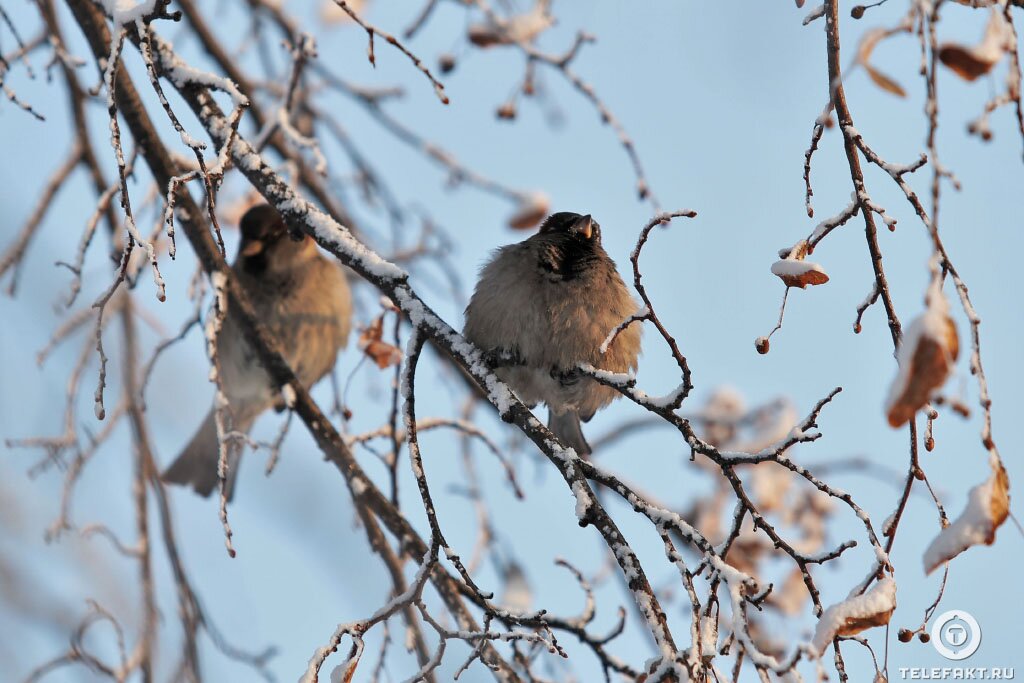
[[538, 212, 601, 245], [237, 204, 313, 274], [531, 212, 608, 280]]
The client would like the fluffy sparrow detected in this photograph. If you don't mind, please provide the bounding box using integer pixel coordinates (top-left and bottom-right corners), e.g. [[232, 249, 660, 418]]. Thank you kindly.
[[163, 204, 352, 498], [463, 212, 641, 455]]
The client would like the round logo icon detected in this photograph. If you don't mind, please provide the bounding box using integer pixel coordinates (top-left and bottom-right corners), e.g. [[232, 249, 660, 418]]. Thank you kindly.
[[930, 610, 982, 661]]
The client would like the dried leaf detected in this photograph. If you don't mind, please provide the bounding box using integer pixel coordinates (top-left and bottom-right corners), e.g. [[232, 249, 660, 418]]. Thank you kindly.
[[507, 192, 550, 230], [358, 316, 403, 369], [724, 532, 771, 575], [495, 102, 517, 121], [857, 28, 887, 66], [938, 10, 1010, 82], [771, 240, 829, 288], [771, 259, 829, 288], [753, 463, 792, 513], [857, 28, 907, 98], [467, 1, 553, 48], [467, 24, 504, 48], [864, 63, 907, 98], [923, 458, 1010, 574], [770, 568, 810, 615], [329, 652, 361, 683], [885, 290, 958, 428], [939, 45, 996, 81], [812, 578, 897, 655], [747, 620, 789, 661]]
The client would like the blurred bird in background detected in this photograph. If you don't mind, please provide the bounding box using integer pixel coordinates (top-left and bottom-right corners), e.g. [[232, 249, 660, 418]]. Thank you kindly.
[[163, 204, 352, 498], [464, 212, 641, 456]]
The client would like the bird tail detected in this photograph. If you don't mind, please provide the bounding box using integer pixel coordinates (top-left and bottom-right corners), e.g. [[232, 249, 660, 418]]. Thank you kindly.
[[548, 409, 592, 457], [162, 410, 247, 500]]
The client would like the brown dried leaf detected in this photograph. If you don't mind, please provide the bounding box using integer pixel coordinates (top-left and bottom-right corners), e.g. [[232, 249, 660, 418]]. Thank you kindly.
[[467, 2, 553, 48], [857, 28, 887, 66], [812, 578, 896, 655], [331, 653, 361, 683], [939, 45, 996, 81], [864, 63, 907, 98], [771, 240, 829, 288], [923, 459, 1010, 573], [857, 28, 906, 98], [886, 309, 958, 428], [724, 532, 771, 575], [770, 568, 810, 615], [358, 316, 403, 369], [990, 463, 1010, 535], [467, 24, 503, 48], [938, 11, 1009, 82], [770, 259, 830, 289], [753, 463, 792, 513], [507, 193, 550, 230], [837, 607, 894, 636]]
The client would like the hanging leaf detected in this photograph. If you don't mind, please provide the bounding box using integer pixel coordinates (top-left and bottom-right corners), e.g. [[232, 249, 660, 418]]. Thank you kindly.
[[468, 1, 554, 48], [771, 259, 830, 288], [770, 568, 810, 616], [811, 578, 897, 655], [752, 462, 793, 513], [857, 28, 907, 98], [885, 284, 958, 428], [938, 10, 1010, 82], [724, 531, 771, 575], [771, 240, 829, 288], [923, 457, 1010, 574], [507, 192, 550, 230], [329, 652, 361, 683], [864, 64, 908, 97], [358, 316, 403, 369]]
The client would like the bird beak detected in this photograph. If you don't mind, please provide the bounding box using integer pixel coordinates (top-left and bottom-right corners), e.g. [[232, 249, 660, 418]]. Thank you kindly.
[[571, 214, 594, 240], [240, 239, 265, 257]]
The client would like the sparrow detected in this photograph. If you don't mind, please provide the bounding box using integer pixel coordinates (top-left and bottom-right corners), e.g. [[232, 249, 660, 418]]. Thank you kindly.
[[463, 211, 641, 456], [162, 204, 352, 498]]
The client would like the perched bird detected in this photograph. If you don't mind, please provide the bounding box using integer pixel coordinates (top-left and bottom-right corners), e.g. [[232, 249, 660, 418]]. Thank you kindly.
[[163, 204, 352, 498], [463, 211, 641, 456]]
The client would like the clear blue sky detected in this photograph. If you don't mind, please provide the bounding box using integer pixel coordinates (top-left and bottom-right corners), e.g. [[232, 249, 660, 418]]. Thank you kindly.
[[1, 2, 1022, 681]]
